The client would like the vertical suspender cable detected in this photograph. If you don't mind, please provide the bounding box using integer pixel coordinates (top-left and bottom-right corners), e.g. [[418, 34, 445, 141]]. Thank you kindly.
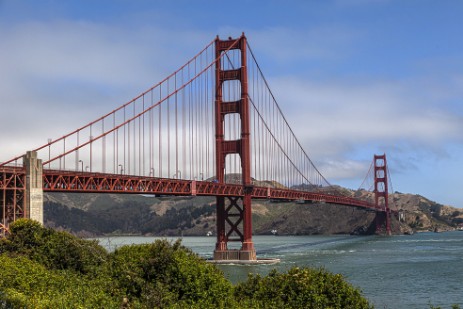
[[158, 85, 162, 177], [175, 73, 179, 179]]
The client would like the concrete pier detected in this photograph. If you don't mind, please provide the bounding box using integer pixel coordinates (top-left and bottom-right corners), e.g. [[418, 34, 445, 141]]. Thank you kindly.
[[24, 151, 43, 224]]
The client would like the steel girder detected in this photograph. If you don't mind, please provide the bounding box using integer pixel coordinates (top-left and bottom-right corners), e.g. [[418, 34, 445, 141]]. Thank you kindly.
[[0, 166, 26, 234]]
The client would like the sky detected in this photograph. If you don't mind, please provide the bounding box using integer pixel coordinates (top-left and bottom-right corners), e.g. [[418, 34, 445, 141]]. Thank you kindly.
[[1, 0, 463, 207]]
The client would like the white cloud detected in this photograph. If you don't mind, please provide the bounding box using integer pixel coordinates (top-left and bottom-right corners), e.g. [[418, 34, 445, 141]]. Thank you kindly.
[[0, 19, 213, 161], [271, 76, 462, 144], [259, 74, 463, 182], [318, 159, 370, 181]]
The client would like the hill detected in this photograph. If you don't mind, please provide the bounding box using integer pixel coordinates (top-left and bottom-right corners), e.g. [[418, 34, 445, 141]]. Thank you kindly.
[[43, 188, 463, 237]]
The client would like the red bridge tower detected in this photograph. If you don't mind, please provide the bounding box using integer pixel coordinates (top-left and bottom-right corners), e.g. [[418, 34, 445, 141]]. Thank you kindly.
[[214, 34, 256, 261], [374, 154, 392, 235]]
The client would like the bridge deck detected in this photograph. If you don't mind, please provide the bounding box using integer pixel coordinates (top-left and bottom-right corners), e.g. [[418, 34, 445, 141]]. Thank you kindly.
[[1, 167, 378, 210]]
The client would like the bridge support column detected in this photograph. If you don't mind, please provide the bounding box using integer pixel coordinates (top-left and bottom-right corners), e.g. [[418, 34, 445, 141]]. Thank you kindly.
[[213, 34, 256, 261], [213, 195, 256, 261], [240, 189, 256, 259], [374, 154, 391, 235], [214, 196, 227, 255], [24, 151, 43, 225]]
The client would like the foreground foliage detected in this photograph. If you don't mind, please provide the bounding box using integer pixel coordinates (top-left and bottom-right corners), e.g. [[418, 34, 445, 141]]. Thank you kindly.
[[0, 219, 372, 308], [234, 268, 373, 309], [1, 219, 107, 275], [0, 255, 118, 308], [106, 240, 234, 308]]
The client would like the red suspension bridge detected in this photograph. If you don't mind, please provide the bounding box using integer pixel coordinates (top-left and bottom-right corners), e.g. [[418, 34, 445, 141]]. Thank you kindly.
[[0, 34, 394, 261]]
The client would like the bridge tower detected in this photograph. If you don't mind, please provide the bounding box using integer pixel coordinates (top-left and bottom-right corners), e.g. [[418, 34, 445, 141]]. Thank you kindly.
[[214, 34, 256, 261], [374, 154, 391, 235]]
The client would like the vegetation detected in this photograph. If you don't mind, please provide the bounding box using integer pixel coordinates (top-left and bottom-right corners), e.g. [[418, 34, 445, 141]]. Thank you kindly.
[[430, 305, 460, 309], [234, 268, 373, 308], [45, 195, 216, 236], [45, 190, 463, 237], [1, 219, 107, 274], [105, 239, 233, 308], [0, 219, 373, 308]]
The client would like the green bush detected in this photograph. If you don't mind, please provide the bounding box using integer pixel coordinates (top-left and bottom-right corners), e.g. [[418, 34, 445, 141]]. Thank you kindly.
[[106, 239, 234, 308], [0, 219, 108, 275], [234, 267, 373, 309], [0, 254, 119, 308]]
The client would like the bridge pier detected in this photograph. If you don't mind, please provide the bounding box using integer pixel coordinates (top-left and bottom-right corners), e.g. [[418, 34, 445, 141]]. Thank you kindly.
[[24, 151, 43, 225]]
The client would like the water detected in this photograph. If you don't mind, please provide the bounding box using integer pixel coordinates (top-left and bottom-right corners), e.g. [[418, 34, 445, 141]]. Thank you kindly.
[[96, 232, 463, 308]]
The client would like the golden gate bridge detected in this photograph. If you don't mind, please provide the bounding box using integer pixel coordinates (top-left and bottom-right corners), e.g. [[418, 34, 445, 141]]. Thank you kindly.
[[0, 34, 394, 261]]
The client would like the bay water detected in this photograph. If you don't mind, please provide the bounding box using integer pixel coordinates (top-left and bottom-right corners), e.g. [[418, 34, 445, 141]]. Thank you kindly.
[[96, 232, 463, 308]]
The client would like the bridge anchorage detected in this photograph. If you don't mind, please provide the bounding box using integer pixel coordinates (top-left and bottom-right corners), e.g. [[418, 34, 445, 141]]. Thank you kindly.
[[1, 33, 395, 260]]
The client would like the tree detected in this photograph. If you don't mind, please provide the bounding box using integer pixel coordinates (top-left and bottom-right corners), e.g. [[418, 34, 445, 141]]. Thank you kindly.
[[106, 239, 234, 308], [0, 219, 108, 274], [234, 267, 373, 309]]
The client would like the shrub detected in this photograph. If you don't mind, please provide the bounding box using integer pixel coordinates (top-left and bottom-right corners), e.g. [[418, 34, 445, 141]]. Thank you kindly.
[[0, 254, 119, 308], [234, 267, 373, 309], [0, 219, 108, 275], [106, 239, 234, 308]]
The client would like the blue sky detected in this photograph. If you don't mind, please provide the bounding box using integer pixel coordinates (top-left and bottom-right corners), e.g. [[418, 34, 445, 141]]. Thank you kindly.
[[1, 0, 463, 207]]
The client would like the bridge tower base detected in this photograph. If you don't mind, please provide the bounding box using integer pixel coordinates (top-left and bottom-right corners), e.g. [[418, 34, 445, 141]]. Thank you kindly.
[[213, 196, 256, 261], [213, 34, 256, 261], [24, 151, 43, 225], [374, 154, 391, 235]]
